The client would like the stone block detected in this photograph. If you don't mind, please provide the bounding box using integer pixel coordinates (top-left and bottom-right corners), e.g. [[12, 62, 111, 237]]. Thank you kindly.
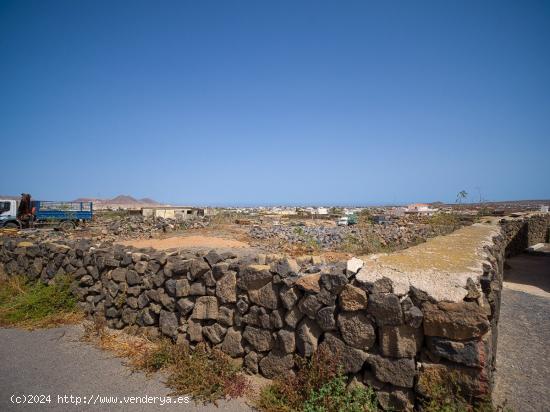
[[366, 354, 416, 388], [240, 265, 272, 290], [159, 310, 178, 338], [426, 333, 491, 368], [423, 301, 489, 340], [318, 333, 367, 374], [298, 294, 322, 319], [296, 318, 322, 357], [202, 323, 227, 344], [249, 281, 280, 310], [368, 293, 403, 326], [280, 286, 302, 309], [191, 296, 218, 320], [316, 305, 337, 331], [295, 273, 321, 293], [216, 270, 237, 303], [243, 326, 273, 352], [339, 284, 368, 311], [416, 362, 490, 401], [259, 350, 294, 378], [276, 329, 296, 354], [379, 325, 423, 358], [221, 327, 244, 357], [337, 311, 376, 350]]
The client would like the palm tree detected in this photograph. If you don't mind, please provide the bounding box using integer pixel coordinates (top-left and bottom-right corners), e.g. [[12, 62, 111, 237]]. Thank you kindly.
[[456, 190, 468, 204]]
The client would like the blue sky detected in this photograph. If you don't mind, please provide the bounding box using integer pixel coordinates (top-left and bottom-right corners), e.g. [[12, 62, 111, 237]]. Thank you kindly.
[[1, 0, 549, 206]]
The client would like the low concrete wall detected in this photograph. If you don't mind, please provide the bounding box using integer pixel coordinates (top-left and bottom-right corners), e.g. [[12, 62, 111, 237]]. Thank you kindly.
[[1, 215, 545, 410]]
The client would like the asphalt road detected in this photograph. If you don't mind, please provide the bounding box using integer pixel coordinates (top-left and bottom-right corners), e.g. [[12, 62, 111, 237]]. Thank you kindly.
[[0, 326, 252, 412], [493, 254, 550, 412]]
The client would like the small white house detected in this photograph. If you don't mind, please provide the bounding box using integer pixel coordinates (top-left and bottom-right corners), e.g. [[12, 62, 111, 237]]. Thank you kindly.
[[141, 206, 206, 220], [405, 203, 438, 216], [316, 207, 329, 215]]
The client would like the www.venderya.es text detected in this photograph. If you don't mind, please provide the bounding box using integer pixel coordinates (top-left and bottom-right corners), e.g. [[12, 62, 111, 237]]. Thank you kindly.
[[10, 394, 190, 406]]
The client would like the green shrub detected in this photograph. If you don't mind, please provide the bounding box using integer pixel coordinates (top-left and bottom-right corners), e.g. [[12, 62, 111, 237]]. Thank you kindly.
[[339, 232, 387, 255], [257, 347, 378, 412], [0, 275, 81, 328], [428, 212, 460, 227], [304, 374, 378, 412]]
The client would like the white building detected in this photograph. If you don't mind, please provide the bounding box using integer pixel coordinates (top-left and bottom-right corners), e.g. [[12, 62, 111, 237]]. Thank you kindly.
[[141, 206, 206, 220], [405, 203, 438, 216]]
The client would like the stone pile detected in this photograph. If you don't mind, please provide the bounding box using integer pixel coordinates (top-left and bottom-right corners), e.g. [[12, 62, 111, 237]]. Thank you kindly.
[[90, 215, 209, 241], [0, 222, 510, 411], [249, 222, 459, 252]]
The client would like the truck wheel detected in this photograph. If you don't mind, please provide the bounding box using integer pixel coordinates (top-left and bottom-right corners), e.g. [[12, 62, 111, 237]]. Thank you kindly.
[[59, 221, 75, 231], [4, 222, 20, 229]]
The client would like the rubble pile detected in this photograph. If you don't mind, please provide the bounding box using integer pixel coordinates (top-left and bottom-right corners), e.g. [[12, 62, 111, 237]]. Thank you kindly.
[[249, 221, 462, 253], [89, 215, 210, 242]]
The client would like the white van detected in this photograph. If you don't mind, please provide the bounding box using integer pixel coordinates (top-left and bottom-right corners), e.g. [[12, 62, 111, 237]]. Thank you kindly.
[[337, 216, 349, 226]]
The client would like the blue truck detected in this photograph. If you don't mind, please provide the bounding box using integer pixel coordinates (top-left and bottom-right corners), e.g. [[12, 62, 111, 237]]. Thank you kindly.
[[0, 198, 93, 230]]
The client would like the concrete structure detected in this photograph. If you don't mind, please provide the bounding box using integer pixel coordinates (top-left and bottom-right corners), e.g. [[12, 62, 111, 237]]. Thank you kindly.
[[372, 214, 391, 224], [141, 206, 206, 220]]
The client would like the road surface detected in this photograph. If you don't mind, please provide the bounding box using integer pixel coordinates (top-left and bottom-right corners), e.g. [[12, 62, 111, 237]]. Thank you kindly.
[[493, 254, 550, 411], [0, 326, 252, 412]]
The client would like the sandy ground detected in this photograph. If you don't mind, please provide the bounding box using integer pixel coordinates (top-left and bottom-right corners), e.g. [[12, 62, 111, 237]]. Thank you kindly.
[[502, 254, 550, 298], [118, 235, 250, 251], [493, 254, 550, 411]]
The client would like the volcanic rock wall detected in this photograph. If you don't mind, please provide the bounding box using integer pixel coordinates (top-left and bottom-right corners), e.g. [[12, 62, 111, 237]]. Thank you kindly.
[[0, 217, 531, 411], [500, 213, 550, 257]]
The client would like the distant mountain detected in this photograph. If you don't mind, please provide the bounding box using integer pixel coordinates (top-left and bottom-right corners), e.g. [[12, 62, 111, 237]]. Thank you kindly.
[[71, 195, 161, 205], [139, 198, 160, 204], [109, 195, 140, 204]]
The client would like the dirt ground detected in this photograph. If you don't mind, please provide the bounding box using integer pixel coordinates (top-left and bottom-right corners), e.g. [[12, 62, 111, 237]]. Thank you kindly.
[[118, 235, 250, 250], [502, 253, 550, 298]]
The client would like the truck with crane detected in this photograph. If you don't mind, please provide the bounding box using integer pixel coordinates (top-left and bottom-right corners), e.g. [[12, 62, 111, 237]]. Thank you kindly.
[[0, 195, 93, 230]]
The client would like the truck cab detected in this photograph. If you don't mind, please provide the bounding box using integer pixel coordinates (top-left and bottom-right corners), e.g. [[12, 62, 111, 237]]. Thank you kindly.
[[0, 199, 20, 228]]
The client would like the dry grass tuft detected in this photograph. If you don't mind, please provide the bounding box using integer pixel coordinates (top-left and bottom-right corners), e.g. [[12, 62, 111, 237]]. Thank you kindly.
[[82, 318, 250, 404], [81, 317, 154, 370]]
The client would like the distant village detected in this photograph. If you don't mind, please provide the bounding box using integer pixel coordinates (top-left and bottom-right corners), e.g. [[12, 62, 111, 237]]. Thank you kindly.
[[88, 196, 550, 224]]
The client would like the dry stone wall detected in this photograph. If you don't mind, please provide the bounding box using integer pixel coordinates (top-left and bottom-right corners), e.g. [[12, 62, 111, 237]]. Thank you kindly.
[[500, 213, 550, 257], [0, 216, 542, 411]]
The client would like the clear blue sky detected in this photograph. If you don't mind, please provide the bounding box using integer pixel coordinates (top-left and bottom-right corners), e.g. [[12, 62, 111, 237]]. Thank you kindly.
[[1, 0, 549, 206]]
